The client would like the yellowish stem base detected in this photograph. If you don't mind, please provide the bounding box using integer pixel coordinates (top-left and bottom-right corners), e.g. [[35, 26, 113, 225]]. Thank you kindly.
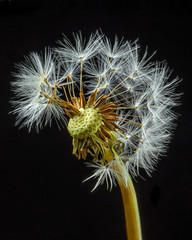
[[118, 174, 142, 240], [105, 147, 142, 240]]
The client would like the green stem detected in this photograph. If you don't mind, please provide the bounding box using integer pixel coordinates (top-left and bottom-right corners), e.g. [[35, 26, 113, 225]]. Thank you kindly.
[[105, 148, 142, 240], [118, 172, 142, 240]]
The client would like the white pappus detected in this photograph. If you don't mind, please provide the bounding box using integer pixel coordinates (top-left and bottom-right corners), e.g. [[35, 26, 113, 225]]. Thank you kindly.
[[11, 31, 181, 190]]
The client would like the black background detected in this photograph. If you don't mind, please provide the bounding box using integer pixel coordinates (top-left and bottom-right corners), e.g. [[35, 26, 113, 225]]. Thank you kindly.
[[0, 0, 191, 239]]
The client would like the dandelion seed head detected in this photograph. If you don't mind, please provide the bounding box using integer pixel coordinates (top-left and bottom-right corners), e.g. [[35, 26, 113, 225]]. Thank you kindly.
[[11, 31, 181, 190]]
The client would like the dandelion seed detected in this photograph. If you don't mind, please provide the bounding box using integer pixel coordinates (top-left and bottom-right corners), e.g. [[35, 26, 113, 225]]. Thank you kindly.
[[56, 31, 102, 63], [11, 48, 68, 131], [83, 161, 118, 191]]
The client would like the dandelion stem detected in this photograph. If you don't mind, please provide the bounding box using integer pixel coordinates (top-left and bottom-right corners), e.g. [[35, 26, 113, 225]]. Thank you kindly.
[[118, 173, 142, 240], [105, 149, 142, 240]]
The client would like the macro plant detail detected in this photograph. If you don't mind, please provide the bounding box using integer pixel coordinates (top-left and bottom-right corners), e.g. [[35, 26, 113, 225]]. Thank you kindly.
[[11, 31, 180, 240]]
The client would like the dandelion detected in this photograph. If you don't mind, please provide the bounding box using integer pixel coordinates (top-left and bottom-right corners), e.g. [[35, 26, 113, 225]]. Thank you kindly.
[[11, 31, 181, 240]]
